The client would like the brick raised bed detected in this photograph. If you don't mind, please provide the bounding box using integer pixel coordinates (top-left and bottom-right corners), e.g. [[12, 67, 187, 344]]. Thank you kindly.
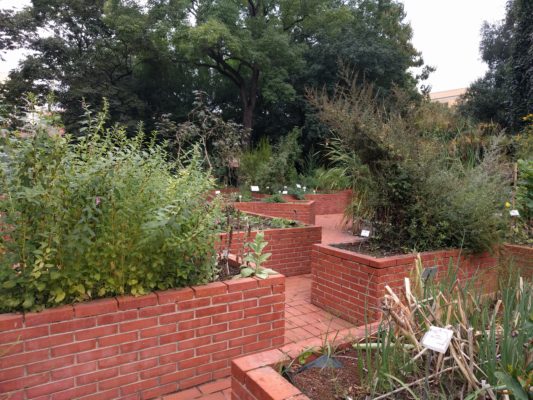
[[311, 244, 499, 325], [0, 276, 285, 400], [252, 189, 352, 215], [218, 225, 322, 277], [231, 324, 376, 400], [502, 243, 533, 278], [234, 201, 316, 225]]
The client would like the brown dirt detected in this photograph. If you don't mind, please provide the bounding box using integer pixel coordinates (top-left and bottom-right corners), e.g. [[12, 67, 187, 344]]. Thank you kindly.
[[217, 207, 300, 232], [288, 349, 366, 400], [332, 240, 410, 258], [216, 259, 241, 281]]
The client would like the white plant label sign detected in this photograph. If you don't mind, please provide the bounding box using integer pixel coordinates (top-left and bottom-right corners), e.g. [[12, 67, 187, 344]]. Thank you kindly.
[[510, 209, 520, 217], [214, 190, 221, 195], [421, 326, 454, 353], [360, 229, 370, 237], [250, 185, 260, 192], [296, 184, 302, 188], [282, 190, 288, 195]]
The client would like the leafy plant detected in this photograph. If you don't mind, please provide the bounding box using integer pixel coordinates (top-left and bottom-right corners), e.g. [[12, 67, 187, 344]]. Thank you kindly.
[[237, 232, 276, 279], [0, 102, 219, 312], [262, 194, 286, 203]]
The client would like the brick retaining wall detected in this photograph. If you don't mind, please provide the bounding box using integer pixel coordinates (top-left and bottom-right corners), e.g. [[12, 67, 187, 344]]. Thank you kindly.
[[0, 276, 285, 400], [502, 244, 533, 278], [218, 226, 322, 277], [251, 190, 352, 215], [234, 201, 316, 225], [311, 244, 499, 325]]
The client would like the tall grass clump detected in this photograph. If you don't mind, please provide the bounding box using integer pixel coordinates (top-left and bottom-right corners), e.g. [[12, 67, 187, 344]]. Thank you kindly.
[[0, 103, 218, 312], [355, 258, 532, 399]]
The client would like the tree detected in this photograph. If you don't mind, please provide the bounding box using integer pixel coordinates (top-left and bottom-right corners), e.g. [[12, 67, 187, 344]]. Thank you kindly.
[[459, 0, 533, 132]]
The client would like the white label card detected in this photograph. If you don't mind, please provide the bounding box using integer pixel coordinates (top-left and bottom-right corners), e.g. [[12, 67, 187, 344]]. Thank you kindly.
[[282, 191, 288, 195], [296, 184, 302, 188], [214, 190, 221, 195], [361, 230, 370, 237], [510, 209, 520, 217], [421, 326, 454, 354], [250, 186, 260, 192]]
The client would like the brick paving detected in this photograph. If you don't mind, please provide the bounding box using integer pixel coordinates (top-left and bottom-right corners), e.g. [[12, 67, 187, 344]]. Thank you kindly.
[[315, 213, 362, 244], [162, 274, 354, 400]]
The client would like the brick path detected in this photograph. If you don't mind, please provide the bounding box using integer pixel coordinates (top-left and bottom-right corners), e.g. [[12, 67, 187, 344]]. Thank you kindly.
[[162, 274, 354, 400], [315, 213, 361, 244]]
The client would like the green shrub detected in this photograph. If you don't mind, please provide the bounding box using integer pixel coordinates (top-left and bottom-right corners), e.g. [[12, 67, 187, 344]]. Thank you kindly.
[[0, 109, 218, 312], [309, 73, 509, 252], [262, 193, 286, 203], [240, 129, 301, 191]]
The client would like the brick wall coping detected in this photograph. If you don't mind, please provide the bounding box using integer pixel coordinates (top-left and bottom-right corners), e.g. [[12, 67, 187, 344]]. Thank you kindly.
[[237, 200, 315, 205], [503, 243, 533, 252], [231, 322, 380, 400], [314, 243, 491, 269], [0, 275, 285, 333]]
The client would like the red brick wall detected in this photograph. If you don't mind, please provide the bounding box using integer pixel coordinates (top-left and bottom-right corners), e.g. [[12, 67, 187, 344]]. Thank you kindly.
[[251, 190, 352, 215], [234, 201, 316, 225], [218, 226, 322, 277], [304, 190, 352, 215], [311, 244, 499, 325], [0, 276, 285, 400], [231, 324, 373, 400], [502, 244, 533, 279]]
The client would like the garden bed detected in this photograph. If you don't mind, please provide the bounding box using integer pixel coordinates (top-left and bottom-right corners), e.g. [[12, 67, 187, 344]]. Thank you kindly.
[[0, 275, 285, 400], [250, 189, 352, 215], [231, 324, 374, 400], [310, 243, 499, 324], [217, 222, 322, 277], [234, 200, 316, 225]]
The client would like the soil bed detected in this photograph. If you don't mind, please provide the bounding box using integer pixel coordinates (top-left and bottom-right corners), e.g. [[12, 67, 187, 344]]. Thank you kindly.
[[287, 348, 464, 400], [332, 240, 453, 258], [216, 207, 301, 232], [215, 259, 241, 281]]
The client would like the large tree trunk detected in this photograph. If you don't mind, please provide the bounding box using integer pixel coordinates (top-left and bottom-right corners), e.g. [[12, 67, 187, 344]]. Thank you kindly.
[[240, 67, 260, 148]]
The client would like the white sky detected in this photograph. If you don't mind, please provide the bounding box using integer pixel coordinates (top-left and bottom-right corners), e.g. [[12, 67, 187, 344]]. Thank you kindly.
[[0, 0, 508, 92]]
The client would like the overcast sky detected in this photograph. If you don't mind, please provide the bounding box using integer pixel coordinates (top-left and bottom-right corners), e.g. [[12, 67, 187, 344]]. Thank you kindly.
[[0, 0, 507, 92]]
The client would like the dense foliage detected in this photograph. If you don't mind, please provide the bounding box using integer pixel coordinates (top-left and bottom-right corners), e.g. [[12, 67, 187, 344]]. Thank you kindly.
[[0, 0, 426, 147], [0, 105, 218, 312], [310, 74, 509, 252], [458, 0, 533, 132]]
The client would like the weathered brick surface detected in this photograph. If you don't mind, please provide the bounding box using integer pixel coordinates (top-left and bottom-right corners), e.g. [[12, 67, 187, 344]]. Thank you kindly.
[[502, 244, 533, 278], [0, 276, 285, 400], [218, 226, 322, 276], [310, 244, 499, 325], [234, 201, 316, 225]]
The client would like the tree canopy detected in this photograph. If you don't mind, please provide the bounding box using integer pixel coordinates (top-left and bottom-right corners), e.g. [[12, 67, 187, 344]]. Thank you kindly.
[[458, 0, 533, 132], [1, 0, 427, 145]]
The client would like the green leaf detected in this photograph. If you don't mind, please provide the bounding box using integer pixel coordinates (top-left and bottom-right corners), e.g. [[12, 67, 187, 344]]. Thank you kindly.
[[54, 289, 66, 303], [22, 296, 34, 309], [494, 372, 529, 400], [2, 280, 16, 289], [240, 267, 255, 277]]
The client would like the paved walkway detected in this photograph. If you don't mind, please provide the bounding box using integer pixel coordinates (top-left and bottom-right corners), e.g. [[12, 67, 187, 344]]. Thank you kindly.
[[315, 213, 361, 244], [162, 275, 355, 400]]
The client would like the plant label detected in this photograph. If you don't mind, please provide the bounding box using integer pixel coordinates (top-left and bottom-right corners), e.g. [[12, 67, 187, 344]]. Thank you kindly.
[[215, 190, 221, 195], [360, 229, 370, 237], [222, 249, 228, 257], [250, 185, 260, 192], [421, 326, 453, 353], [282, 190, 288, 195], [510, 209, 520, 217], [303, 186, 307, 192], [296, 183, 302, 188]]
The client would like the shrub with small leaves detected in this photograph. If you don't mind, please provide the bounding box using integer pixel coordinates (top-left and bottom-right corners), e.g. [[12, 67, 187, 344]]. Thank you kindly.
[[0, 103, 219, 312]]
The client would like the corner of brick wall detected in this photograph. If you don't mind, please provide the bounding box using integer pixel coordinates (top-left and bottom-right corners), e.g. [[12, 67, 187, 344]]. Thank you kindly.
[[231, 324, 376, 400], [0, 275, 285, 400], [218, 225, 322, 277], [311, 244, 499, 325]]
